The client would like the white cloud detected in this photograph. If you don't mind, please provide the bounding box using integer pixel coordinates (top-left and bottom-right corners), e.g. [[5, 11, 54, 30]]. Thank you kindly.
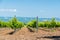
[[0, 9, 16, 12]]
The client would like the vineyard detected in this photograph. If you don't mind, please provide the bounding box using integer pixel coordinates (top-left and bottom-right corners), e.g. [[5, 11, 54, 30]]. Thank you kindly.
[[0, 16, 60, 40], [0, 16, 60, 30]]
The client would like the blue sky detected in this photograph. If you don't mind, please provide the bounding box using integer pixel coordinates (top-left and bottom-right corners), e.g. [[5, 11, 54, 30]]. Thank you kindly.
[[0, 0, 60, 18]]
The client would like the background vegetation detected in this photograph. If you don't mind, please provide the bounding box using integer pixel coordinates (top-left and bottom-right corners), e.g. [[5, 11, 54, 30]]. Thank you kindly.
[[0, 16, 24, 30], [27, 18, 60, 28], [0, 16, 60, 29]]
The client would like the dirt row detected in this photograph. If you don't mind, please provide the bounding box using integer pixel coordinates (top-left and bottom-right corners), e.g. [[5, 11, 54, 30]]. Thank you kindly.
[[0, 27, 60, 40]]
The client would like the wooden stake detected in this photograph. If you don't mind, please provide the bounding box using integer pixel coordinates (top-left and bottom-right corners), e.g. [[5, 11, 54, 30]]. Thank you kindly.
[[36, 16, 38, 32]]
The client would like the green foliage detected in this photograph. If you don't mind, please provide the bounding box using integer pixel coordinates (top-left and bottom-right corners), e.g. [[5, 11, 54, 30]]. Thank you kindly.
[[0, 17, 60, 29], [38, 18, 57, 28], [38, 21, 51, 28], [16, 21, 24, 29], [43, 21, 51, 28], [0, 21, 7, 27], [38, 18, 60, 28], [56, 22, 60, 27], [27, 18, 60, 28], [0, 16, 24, 30], [38, 22, 44, 27], [50, 18, 56, 28], [27, 20, 36, 28], [8, 16, 24, 29]]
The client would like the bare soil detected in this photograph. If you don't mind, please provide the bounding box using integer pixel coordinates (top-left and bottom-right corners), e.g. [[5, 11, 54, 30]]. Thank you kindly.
[[0, 27, 60, 40]]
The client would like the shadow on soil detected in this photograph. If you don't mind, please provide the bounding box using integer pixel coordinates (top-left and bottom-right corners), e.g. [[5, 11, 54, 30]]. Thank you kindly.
[[7, 29, 20, 35], [7, 31, 16, 35], [7, 28, 34, 35], [42, 36, 60, 40], [28, 27, 35, 32]]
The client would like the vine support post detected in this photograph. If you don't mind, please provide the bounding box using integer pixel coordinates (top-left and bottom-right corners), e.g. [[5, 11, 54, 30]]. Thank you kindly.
[[36, 16, 38, 32]]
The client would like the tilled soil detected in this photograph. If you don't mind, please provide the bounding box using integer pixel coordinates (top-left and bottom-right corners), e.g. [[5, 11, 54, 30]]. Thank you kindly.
[[0, 27, 60, 40]]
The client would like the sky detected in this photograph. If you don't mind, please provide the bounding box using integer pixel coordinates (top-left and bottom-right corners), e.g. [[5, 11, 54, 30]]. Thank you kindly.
[[0, 0, 60, 18]]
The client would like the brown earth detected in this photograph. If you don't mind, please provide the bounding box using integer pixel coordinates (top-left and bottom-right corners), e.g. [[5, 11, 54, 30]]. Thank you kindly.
[[0, 27, 60, 40]]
